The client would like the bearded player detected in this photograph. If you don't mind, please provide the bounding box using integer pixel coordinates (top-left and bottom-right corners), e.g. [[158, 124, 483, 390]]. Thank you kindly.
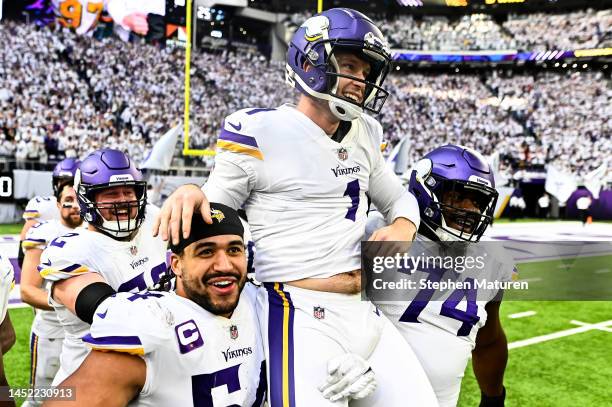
[[39, 149, 167, 385], [47, 206, 377, 406]]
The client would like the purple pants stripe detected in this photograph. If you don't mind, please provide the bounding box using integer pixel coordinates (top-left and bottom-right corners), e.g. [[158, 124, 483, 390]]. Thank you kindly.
[[264, 283, 296, 407]]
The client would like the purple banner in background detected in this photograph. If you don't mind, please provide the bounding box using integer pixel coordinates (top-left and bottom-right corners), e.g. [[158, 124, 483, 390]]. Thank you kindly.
[[566, 189, 612, 220]]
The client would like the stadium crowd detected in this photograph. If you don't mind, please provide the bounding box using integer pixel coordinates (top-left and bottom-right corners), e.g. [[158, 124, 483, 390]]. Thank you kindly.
[[373, 9, 611, 51], [0, 19, 609, 179]]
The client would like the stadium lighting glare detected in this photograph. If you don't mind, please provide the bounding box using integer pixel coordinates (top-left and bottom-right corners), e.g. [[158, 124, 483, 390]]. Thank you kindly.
[[572, 64, 577, 68], [562, 63, 567, 68], [554, 63, 559, 67], [582, 64, 587, 68], [396, 66, 400, 71]]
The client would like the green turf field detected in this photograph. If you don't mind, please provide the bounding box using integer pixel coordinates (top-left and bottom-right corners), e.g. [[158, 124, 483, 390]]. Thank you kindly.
[[0, 223, 24, 234], [3, 219, 611, 406]]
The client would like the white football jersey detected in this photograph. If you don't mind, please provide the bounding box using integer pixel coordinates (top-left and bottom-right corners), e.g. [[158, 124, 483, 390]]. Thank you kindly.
[[52, 0, 105, 36], [83, 284, 266, 407], [40, 205, 168, 383], [373, 235, 514, 406], [23, 196, 59, 222], [0, 255, 14, 324], [24, 219, 85, 338], [204, 104, 418, 283]]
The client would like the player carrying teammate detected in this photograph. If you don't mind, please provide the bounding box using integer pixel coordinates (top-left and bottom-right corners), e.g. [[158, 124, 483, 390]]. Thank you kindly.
[[370, 144, 510, 407], [48, 205, 376, 406], [46, 204, 266, 406], [39, 148, 167, 384], [155, 8, 437, 406]]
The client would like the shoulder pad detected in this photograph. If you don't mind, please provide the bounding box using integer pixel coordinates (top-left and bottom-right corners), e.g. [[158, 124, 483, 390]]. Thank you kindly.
[[23, 221, 53, 250], [216, 108, 276, 162], [84, 291, 173, 356], [39, 231, 95, 281]]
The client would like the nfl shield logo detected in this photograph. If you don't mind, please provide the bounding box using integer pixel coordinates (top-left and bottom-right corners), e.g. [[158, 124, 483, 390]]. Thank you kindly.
[[130, 246, 138, 256], [229, 325, 238, 340], [337, 148, 348, 161], [313, 306, 325, 320]]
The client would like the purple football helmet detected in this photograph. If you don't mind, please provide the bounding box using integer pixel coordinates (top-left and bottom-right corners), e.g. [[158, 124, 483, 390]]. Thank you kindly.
[[52, 158, 80, 195], [74, 149, 147, 239], [286, 8, 392, 121], [408, 145, 498, 242]]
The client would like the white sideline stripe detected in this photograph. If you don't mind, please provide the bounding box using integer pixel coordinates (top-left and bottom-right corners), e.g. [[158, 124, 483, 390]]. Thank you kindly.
[[8, 302, 30, 309], [508, 310, 537, 319], [508, 320, 612, 349], [570, 320, 612, 333], [594, 269, 611, 274]]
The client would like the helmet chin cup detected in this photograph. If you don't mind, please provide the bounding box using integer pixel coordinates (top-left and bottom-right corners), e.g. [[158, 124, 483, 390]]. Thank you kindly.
[[100, 218, 137, 239], [329, 98, 363, 121]]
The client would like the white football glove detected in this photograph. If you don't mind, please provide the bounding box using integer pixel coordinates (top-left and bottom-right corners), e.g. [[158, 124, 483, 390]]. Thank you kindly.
[[318, 353, 377, 402]]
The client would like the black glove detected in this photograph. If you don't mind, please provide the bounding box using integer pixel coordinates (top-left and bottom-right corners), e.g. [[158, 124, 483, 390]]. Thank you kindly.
[[479, 386, 505, 407]]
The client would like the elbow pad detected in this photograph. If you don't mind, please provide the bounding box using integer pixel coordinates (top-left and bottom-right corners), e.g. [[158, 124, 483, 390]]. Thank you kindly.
[[75, 282, 116, 324]]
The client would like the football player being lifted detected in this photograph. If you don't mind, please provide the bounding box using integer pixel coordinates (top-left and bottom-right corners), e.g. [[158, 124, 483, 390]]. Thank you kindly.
[[48, 205, 378, 407], [39, 149, 167, 385], [154, 7, 437, 406], [370, 145, 510, 407]]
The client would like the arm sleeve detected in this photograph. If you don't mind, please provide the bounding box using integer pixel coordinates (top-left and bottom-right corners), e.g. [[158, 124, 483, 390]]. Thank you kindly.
[[202, 156, 254, 210], [365, 121, 420, 228]]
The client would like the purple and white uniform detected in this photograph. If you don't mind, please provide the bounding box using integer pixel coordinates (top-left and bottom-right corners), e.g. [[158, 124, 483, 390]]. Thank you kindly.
[[204, 102, 436, 406], [83, 284, 265, 406], [39, 206, 167, 385]]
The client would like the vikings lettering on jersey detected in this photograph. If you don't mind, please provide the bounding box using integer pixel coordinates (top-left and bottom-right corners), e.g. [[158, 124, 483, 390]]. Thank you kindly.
[[83, 285, 266, 407]]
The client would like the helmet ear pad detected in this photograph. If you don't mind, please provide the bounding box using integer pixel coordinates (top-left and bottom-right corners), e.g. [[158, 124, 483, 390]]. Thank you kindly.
[[299, 52, 328, 93]]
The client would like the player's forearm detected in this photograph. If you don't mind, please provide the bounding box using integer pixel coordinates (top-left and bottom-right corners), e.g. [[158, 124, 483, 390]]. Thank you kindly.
[[472, 332, 508, 396], [20, 285, 53, 311]]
